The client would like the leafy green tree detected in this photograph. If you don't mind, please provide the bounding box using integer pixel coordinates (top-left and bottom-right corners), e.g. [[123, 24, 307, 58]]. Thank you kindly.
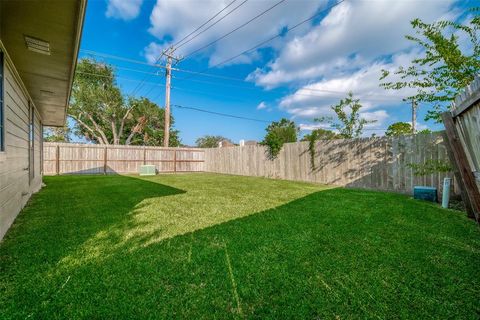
[[380, 12, 480, 122], [43, 126, 71, 142], [196, 135, 232, 148], [417, 128, 432, 134], [315, 92, 375, 139], [125, 97, 180, 146], [261, 118, 299, 159], [301, 128, 339, 141], [69, 58, 180, 146], [385, 122, 412, 137]]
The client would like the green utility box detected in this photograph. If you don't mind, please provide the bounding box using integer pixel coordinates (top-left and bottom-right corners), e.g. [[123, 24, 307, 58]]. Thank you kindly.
[[413, 186, 437, 203], [139, 165, 156, 176]]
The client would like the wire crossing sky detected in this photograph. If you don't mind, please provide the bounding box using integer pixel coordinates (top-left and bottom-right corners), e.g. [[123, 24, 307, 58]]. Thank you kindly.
[[78, 0, 474, 145]]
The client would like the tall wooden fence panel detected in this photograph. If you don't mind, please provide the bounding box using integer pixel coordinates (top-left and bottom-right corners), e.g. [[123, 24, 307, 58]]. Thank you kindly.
[[205, 132, 458, 196], [448, 78, 480, 219], [452, 96, 480, 191], [43, 143, 205, 175]]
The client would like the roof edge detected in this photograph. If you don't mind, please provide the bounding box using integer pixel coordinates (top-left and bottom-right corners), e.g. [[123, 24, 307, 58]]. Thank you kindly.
[[62, 0, 87, 127]]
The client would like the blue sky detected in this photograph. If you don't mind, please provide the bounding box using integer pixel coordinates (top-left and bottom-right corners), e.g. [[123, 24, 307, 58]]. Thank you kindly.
[[77, 0, 473, 145]]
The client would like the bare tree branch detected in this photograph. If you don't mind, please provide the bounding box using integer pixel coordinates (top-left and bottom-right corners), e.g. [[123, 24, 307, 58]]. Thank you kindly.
[[118, 106, 134, 142], [70, 114, 106, 144], [125, 116, 147, 145], [111, 119, 118, 145], [87, 114, 110, 145]]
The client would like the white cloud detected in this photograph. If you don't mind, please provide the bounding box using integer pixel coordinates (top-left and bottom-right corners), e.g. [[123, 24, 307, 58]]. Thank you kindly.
[[106, 0, 143, 20], [361, 110, 389, 126], [256, 101, 267, 110], [144, 42, 164, 64], [147, 0, 325, 66], [298, 109, 389, 137], [249, 0, 456, 88], [278, 51, 420, 121], [298, 123, 332, 131]]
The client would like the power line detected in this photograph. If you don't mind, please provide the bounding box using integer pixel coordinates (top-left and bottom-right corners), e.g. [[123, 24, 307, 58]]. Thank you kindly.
[[208, 0, 345, 69], [130, 1, 248, 101], [182, 0, 287, 60], [81, 49, 167, 97], [81, 49, 167, 69], [129, 53, 165, 97], [79, 50, 411, 103], [77, 63, 408, 104], [172, 0, 345, 86], [172, 104, 271, 123], [172, 86, 250, 102], [172, 74, 406, 101], [76, 71, 166, 88], [78, 66, 407, 104], [172, 103, 391, 130], [175, 0, 249, 49], [81, 49, 248, 82], [75, 70, 394, 129]]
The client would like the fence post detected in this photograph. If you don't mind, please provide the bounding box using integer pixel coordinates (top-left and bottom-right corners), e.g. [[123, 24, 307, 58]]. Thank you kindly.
[[104, 146, 108, 175], [56, 144, 60, 175], [173, 149, 177, 172], [442, 112, 480, 222], [143, 146, 146, 165]]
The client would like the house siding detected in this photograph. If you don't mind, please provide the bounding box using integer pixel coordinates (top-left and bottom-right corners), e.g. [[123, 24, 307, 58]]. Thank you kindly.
[[0, 57, 43, 240]]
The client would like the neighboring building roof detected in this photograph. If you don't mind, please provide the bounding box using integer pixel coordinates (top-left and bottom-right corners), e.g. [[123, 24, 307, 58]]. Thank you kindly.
[[0, 0, 87, 126]]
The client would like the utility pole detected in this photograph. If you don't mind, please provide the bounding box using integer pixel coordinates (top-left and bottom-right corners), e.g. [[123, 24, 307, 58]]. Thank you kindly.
[[411, 99, 417, 134], [162, 47, 181, 147]]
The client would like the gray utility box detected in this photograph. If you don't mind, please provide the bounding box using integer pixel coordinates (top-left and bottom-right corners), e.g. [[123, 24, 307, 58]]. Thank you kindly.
[[139, 165, 156, 176]]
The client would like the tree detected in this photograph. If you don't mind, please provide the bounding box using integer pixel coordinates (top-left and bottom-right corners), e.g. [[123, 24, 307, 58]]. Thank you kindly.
[[417, 128, 432, 134], [43, 126, 71, 142], [264, 118, 298, 143], [385, 122, 412, 137], [315, 92, 376, 139], [196, 135, 232, 148], [123, 97, 180, 146], [69, 58, 180, 146], [301, 128, 339, 141], [261, 118, 298, 159], [380, 12, 480, 122]]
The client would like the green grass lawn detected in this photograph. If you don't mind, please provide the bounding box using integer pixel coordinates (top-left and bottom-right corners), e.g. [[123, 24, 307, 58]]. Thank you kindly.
[[0, 173, 479, 319]]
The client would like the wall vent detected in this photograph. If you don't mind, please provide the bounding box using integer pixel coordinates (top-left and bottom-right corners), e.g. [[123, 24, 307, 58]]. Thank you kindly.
[[24, 36, 50, 55]]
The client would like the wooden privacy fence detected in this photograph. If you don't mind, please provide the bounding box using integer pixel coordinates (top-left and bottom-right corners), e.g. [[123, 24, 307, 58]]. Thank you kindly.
[[43, 143, 205, 175], [442, 77, 480, 220], [205, 132, 458, 196], [43, 133, 459, 198]]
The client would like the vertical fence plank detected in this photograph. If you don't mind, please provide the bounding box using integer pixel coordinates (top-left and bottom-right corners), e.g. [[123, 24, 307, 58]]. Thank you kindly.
[[56, 144, 60, 175]]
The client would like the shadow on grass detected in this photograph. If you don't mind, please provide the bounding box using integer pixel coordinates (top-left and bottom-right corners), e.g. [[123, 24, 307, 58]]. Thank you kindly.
[[0, 175, 185, 265], [1, 176, 479, 319]]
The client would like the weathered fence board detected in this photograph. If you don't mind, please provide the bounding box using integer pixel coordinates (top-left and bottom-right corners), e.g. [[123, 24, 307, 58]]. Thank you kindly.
[[448, 78, 480, 220], [205, 132, 458, 196], [455, 102, 480, 186], [43, 143, 205, 175]]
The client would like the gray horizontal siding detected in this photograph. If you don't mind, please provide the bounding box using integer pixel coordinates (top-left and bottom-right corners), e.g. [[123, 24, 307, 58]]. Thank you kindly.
[[0, 59, 43, 240]]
